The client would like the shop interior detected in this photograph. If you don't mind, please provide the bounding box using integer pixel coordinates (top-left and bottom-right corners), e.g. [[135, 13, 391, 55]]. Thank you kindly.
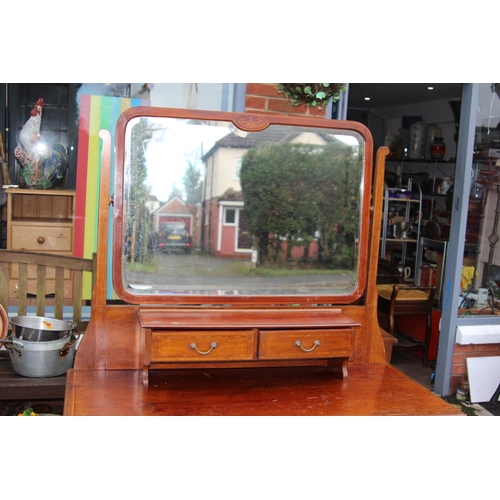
[[347, 83, 500, 394]]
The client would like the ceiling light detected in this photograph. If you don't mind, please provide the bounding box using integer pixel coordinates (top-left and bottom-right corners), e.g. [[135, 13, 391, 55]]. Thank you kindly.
[[427, 86, 434, 90], [364, 96, 371, 101]]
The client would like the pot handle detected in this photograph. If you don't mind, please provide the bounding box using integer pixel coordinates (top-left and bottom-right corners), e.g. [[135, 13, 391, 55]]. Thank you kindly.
[[3, 342, 22, 357], [0, 338, 24, 347], [0, 305, 8, 340], [59, 333, 80, 357]]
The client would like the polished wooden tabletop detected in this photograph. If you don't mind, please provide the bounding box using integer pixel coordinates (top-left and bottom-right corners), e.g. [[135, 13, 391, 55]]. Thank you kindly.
[[64, 363, 462, 416]]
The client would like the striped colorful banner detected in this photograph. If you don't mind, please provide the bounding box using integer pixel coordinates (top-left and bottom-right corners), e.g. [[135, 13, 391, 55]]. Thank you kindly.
[[74, 95, 149, 299]]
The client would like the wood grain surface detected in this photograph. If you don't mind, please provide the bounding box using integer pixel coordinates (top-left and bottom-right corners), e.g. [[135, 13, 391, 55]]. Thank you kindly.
[[64, 364, 463, 416]]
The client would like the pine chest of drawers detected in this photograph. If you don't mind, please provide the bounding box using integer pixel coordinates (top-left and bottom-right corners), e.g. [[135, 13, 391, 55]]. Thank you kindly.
[[5, 188, 76, 297]]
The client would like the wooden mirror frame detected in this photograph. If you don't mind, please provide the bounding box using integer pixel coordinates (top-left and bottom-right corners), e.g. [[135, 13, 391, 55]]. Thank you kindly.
[[112, 107, 374, 306]]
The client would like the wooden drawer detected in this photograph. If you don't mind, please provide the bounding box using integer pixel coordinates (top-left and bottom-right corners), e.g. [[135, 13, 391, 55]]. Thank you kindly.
[[259, 328, 354, 360], [151, 330, 257, 362], [11, 225, 73, 252]]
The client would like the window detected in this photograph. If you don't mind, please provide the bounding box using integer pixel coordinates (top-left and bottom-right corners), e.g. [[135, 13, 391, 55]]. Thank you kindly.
[[140, 83, 238, 112], [225, 208, 236, 224], [460, 83, 500, 316], [234, 158, 242, 180]]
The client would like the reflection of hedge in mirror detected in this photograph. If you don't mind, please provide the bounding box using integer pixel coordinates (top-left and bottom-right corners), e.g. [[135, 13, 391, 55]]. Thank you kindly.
[[240, 141, 362, 268]]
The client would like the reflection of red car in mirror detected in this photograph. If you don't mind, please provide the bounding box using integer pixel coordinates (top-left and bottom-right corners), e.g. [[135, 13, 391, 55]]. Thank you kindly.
[[153, 222, 191, 254]]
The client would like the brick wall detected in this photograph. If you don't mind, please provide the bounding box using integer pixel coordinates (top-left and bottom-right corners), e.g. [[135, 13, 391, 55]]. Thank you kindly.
[[450, 342, 500, 395], [245, 83, 328, 117]]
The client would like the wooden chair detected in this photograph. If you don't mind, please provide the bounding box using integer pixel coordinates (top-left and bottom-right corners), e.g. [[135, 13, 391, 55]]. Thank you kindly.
[[377, 284, 436, 367], [0, 249, 96, 415], [0, 249, 96, 332]]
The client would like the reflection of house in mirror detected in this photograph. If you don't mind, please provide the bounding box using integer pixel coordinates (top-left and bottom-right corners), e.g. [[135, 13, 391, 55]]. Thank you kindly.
[[145, 198, 161, 215], [201, 127, 337, 258]]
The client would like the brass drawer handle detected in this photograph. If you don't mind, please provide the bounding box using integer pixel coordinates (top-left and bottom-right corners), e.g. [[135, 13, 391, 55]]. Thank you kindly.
[[189, 341, 218, 355], [295, 339, 320, 352]]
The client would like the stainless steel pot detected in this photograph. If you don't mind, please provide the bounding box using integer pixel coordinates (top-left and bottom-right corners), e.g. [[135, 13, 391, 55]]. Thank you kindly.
[[10, 316, 76, 342], [0, 333, 79, 378]]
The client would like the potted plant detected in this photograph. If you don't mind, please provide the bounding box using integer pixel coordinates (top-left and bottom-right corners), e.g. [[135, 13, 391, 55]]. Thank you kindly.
[[277, 83, 346, 109]]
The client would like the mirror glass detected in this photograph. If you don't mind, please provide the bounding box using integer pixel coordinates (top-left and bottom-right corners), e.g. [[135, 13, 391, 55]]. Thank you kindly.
[[118, 114, 368, 302]]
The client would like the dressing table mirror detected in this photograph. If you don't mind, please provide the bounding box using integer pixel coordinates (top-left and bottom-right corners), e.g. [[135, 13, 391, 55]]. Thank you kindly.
[[106, 107, 384, 384], [63, 107, 462, 415]]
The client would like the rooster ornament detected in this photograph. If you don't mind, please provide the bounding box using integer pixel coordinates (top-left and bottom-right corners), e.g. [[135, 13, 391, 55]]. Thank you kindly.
[[14, 98, 68, 189]]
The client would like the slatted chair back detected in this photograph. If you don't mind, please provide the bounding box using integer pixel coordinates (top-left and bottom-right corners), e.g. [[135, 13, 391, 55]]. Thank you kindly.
[[0, 250, 96, 331]]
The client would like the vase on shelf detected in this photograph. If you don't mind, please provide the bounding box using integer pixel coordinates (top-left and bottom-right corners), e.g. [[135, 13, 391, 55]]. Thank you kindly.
[[408, 122, 426, 159], [430, 137, 446, 160], [425, 124, 442, 160]]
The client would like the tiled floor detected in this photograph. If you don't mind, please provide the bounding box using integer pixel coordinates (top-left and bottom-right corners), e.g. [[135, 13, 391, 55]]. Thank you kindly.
[[390, 351, 435, 391]]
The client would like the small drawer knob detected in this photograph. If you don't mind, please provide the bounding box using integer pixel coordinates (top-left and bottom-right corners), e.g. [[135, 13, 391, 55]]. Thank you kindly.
[[37, 236, 45, 244]]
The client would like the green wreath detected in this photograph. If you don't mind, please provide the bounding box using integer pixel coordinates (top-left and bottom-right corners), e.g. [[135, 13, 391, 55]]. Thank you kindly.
[[277, 83, 346, 109]]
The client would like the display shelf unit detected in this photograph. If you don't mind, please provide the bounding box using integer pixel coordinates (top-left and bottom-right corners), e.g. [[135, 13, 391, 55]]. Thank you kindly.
[[5, 188, 75, 297], [380, 180, 422, 280], [408, 157, 491, 310], [385, 158, 456, 221]]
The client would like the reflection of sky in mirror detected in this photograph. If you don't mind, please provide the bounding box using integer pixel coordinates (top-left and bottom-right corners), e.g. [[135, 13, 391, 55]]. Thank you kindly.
[[333, 133, 361, 151], [143, 119, 229, 201], [140, 120, 362, 201]]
